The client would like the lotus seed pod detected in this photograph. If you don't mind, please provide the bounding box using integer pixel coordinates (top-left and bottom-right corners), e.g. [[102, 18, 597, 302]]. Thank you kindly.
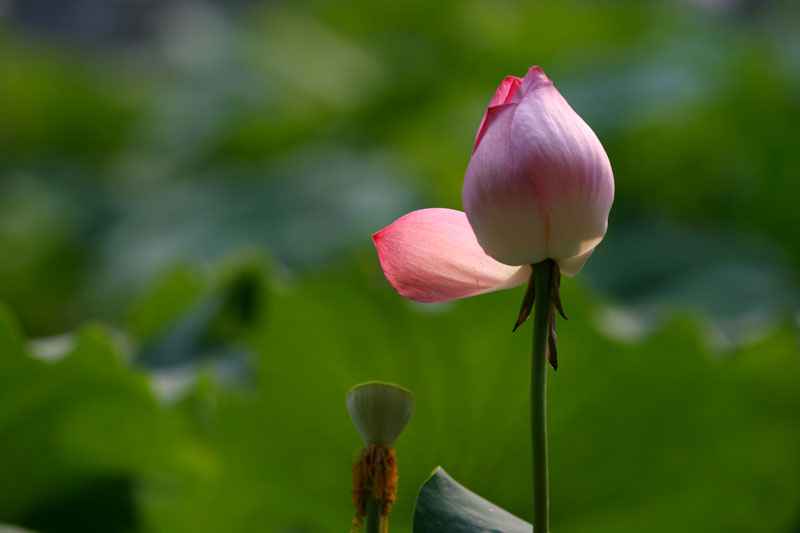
[[347, 381, 414, 446]]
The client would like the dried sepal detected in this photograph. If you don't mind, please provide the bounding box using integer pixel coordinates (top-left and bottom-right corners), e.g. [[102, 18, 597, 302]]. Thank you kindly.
[[512, 270, 536, 332]]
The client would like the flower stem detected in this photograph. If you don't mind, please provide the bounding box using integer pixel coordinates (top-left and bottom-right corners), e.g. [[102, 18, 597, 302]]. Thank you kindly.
[[366, 495, 381, 533], [531, 260, 553, 532]]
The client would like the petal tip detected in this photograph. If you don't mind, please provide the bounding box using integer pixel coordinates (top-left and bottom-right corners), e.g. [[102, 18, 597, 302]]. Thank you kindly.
[[373, 217, 440, 303], [371, 228, 384, 246], [373, 224, 408, 299], [521, 66, 553, 93], [526, 65, 548, 80]]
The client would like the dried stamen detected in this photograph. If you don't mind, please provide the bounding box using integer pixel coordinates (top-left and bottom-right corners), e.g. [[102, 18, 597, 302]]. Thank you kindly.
[[351, 444, 398, 532]]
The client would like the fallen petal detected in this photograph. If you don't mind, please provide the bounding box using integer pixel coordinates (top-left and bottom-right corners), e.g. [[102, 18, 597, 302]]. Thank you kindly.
[[373, 208, 530, 303]]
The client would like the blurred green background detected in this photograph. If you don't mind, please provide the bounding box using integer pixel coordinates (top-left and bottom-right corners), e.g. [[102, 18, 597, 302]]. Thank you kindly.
[[0, 0, 798, 531]]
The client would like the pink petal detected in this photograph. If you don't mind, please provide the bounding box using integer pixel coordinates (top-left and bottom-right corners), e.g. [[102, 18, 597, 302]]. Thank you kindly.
[[510, 66, 551, 104], [491, 76, 524, 107], [464, 100, 550, 265], [474, 76, 522, 153], [511, 69, 613, 261], [373, 208, 530, 303], [558, 246, 596, 277]]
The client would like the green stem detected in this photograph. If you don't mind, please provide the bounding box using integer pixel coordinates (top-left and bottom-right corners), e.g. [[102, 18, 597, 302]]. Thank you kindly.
[[366, 494, 381, 533], [531, 260, 553, 532]]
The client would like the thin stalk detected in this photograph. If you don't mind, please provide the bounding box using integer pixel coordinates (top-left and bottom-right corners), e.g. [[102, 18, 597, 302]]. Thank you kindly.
[[366, 494, 381, 533], [531, 260, 553, 532]]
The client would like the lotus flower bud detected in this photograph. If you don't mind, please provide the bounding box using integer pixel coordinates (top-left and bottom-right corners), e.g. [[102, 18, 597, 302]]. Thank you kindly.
[[463, 66, 614, 273]]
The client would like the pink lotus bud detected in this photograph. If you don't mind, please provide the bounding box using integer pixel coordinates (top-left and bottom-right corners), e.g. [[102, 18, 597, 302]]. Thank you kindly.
[[463, 66, 614, 273], [373, 66, 613, 304]]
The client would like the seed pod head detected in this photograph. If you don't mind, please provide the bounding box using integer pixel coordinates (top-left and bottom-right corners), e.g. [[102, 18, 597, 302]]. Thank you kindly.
[[347, 381, 414, 446]]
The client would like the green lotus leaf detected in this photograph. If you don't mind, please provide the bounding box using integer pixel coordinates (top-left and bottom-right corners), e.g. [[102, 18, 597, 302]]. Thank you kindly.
[[413, 467, 531, 533]]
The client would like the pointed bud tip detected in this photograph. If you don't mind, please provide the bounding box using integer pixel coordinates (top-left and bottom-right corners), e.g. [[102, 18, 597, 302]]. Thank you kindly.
[[347, 381, 415, 446]]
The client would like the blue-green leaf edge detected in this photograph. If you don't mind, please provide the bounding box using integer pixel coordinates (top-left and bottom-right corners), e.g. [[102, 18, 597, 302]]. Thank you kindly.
[[413, 466, 532, 533]]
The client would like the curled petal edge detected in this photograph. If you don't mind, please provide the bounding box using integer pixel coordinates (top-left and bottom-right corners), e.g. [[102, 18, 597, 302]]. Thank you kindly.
[[557, 246, 596, 278], [373, 208, 530, 303], [474, 76, 522, 153]]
